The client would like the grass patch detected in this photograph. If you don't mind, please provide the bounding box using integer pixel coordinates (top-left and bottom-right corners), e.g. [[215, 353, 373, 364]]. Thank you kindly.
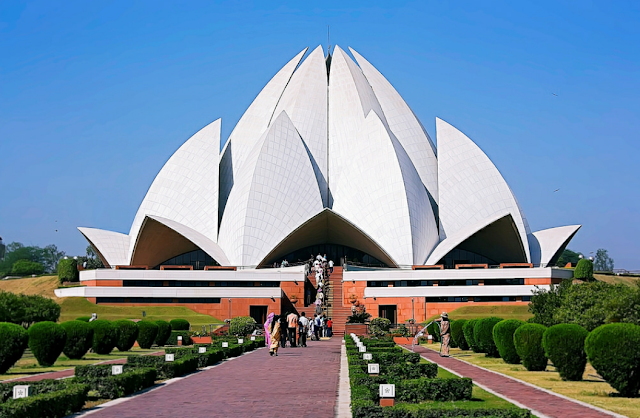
[[425, 305, 532, 323], [1, 346, 160, 381], [0, 275, 61, 301], [423, 343, 640, 418], [58, 297, 221, 328], [594, 273, 640, 287]]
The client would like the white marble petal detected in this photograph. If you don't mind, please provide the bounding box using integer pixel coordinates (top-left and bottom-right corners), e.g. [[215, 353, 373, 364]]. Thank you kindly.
[[128, 119, 222, 262], [529, 225, 581, 266], [350, 47, 438, 204], [436, 118, 531, 262], [78, 227, 129, 268], [272, 45, 328, 205], [218, 111, 324, 266], [219, 48, 308, 220]]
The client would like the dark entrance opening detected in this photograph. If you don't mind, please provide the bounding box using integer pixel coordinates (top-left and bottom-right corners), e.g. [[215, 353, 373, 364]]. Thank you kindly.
[[379, 305, 397, 324], [250, 306, 268, 325]]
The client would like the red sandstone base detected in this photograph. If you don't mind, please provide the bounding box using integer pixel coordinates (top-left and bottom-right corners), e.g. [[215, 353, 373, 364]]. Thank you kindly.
[[380, 399, 395, 407]]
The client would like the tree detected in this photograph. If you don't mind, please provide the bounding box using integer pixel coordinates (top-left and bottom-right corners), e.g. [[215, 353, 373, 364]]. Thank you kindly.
[[556, 249, 582, 267], [0, 241, 65, 275], [79, 245, 103, 270], [10, 259, 45, 276], [574, 259, 594, 281], [528, 280, 571, 327], [42, 244, 65, 273], [594, 248, 614, 272]]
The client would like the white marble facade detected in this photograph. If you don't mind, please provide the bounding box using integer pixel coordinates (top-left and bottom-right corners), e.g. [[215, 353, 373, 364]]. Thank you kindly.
[[79, 46, 579, 268]]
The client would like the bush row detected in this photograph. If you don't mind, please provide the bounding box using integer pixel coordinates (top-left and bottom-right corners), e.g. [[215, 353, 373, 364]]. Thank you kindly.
[[0, 381, 88, 418], [75, 365, 157, 399]]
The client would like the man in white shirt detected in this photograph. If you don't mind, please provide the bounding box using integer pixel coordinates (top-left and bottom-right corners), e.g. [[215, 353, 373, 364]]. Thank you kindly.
[[329, 259, 334, 273], [298, 312, 309, 347]]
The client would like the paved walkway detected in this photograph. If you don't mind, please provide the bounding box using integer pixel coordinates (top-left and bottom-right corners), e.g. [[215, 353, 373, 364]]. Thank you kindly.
[[84, 339, 342, 418], [406, 345, 624, 418]]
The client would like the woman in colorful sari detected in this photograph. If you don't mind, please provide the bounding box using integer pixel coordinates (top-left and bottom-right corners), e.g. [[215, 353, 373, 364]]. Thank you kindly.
[[264, 312, 275, 348], [269, 314, 282, 356]]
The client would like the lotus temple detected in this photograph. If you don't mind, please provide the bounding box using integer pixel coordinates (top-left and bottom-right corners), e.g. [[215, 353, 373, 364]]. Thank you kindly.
[[55, 46, 580, 331]]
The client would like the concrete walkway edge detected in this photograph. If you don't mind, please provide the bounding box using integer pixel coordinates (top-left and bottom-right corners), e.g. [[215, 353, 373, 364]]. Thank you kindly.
[[336, 341, 352, 418]]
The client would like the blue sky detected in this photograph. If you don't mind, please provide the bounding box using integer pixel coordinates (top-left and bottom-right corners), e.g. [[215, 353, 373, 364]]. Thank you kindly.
[[1, 1, 639, 268]]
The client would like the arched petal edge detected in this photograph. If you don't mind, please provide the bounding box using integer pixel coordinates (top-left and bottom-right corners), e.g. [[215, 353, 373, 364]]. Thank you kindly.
[[78, 227, 129, 268], [529, 225, 581, 266], [128, 119, 222, 262], [436, 118, 531, 262]]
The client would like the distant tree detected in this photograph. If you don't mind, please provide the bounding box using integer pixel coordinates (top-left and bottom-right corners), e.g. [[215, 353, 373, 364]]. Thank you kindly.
[[42, 244, 66, 273], [0, 291, 60, 327], [594, 248, 614, 272], [81, 245, 104, 270], [556, 249, 582, 267], [11, 259, 45, 276], [574, 259, 594, 281], [529, 280, 572, 327]]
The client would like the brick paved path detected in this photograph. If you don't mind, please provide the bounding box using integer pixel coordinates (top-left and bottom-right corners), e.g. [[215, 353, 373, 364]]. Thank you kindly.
[[86, 339, 342, 418], [407, 345, 622, 418]]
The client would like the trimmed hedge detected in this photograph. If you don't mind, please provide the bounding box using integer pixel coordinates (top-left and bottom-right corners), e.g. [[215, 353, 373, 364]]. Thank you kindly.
[[450, 319, 469, 350], [76, 316, 91, 322], [462, 319, 480, 352], [351, 405, 531, 418], [126, 355, 199, 379], [393, 377, 472, 402], [90, 320, 117, 355], [574, 258, 593, 281], [75, 364, 156, 399], [28, 321, 66, 367], [0, 379, 70, 402], [474, 317, 503, 357], [154, 320, 171, 346], [542, 324, 588, 381], [493, 319, 524, 364], [426, 321, 441, 343], [169, 319, 190, 331], [584, 323, 640, 396], [167, 330, 192, 346], [513, 324, 547, 371], [0, 381, 88, 418], [229, 316, 257, 336], [165, 347, 225, 368], [60, 320, 93, 360], [113, 320, 139, 352], [137, 321, 159, 349], [0, 322, 29, 373]]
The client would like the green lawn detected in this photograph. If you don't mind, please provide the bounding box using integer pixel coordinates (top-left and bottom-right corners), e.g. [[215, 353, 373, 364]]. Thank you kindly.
[[426, 304, 532, 323], [1, 347, 160, 381], [59, 297, 221, 329]]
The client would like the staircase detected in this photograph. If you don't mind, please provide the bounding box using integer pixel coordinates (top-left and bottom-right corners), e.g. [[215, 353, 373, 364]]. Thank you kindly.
[[327, 267, 350, 336]]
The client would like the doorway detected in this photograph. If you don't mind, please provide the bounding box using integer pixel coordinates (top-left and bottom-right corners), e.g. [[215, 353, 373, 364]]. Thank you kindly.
[[249, 306, 268, 325], [378, 305, 397, 324]]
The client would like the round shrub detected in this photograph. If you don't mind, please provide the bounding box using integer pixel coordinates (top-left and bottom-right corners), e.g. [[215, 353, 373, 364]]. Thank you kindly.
[[170, 319, 190, 331], [574, 258, 593, 281], [448, 320, 458, 348], [57, 258, 79, 283], [513, 323, 548, 371], [451, 319, 469, 350], [76, 316, 91, 322], [463, 319, 480, 352], [474, 317, 504, 357], [493, 319, 524, 364], [427, 321, 441, 343], [369, 317, 391, 337], [154, 320, 172, 346], [60, 320, 93, 359], [113, 320, 139, 351], [542, 324, 588, 381], [137, 321, 159, 349], [90, 320, 117, 354], [28, 321, 67, 367], [0, 322, 29, 373], [585, 323, 640, 396], [229, 316, 257, 337]]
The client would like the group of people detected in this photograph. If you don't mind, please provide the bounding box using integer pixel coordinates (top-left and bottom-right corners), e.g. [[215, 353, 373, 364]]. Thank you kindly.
[[264, 311, 333, 356]]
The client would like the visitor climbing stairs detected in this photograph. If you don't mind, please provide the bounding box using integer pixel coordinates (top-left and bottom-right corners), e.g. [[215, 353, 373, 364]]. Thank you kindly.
[[326, 267, 350, 336]]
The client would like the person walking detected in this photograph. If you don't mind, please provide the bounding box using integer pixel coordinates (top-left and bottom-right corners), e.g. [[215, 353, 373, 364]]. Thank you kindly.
[[298, 312, 309, 347], [435, 312, 451, 357], [313, 314, 321, 340], [327, 317, 333, 337], [268, 314, 282, 356], [287, 311, 298, 347], [328, 259, 334, 273], [279, 315, 288, 348]]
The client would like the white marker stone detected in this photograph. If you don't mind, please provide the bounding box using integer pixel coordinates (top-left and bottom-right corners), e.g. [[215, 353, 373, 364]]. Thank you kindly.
[[368, 363, 380, 374], [12, 385, 30, 399], [222, 342, 229, 348], [363, 353, 373, 361], [379, 384, 395, 398], [165, 353, 175, 362], [238, 338, 244, 344], [359, 346, 366, 353], [250, 336, 256, 341], [198, 347, 207, 354], [177, 336, 183, 341], [111, 365, 123, 375]]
